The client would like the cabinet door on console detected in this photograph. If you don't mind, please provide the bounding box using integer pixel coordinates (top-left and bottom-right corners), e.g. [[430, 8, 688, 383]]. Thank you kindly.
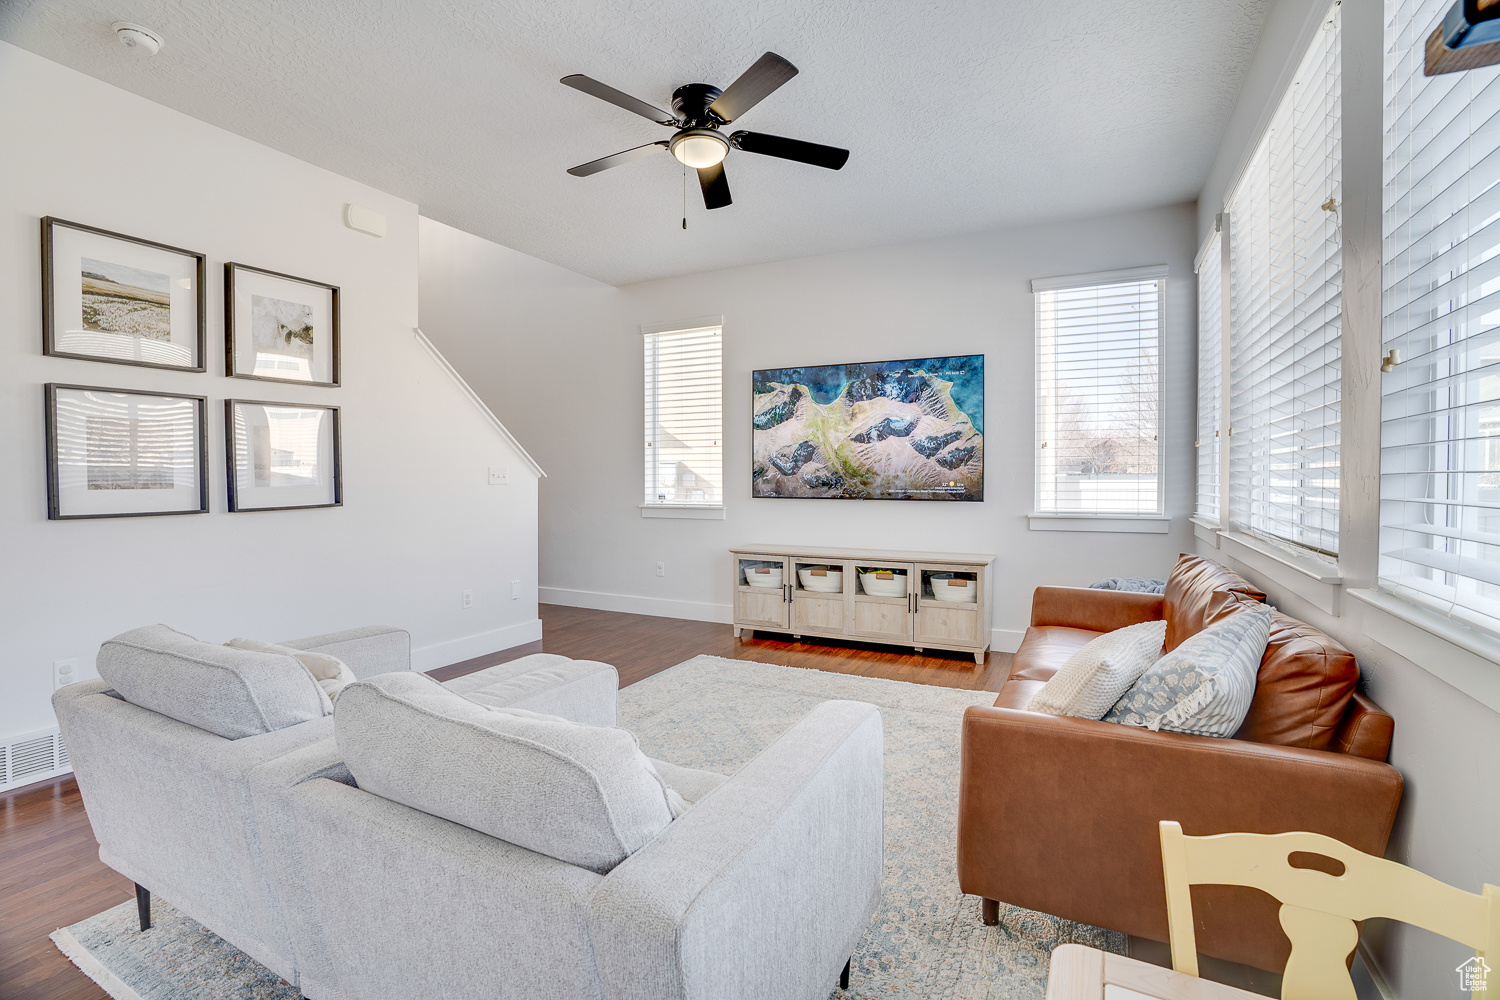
[[914, 564, 982, 646], [848, 562, 915, 640], [735, 554, 790, 629], [790, 558, 850, 635]]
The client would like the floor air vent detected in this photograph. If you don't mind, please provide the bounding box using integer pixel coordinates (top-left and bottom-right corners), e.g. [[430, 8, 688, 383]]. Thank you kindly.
[[2, 728, 71, 792]]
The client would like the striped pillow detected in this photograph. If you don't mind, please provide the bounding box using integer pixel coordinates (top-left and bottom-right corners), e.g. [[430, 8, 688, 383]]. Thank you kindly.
[[1102, 606, 1272, 737]]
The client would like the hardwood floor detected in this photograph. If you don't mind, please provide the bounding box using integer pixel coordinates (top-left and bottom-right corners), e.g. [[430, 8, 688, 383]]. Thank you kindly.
[[0, 604, 1011, 1000]]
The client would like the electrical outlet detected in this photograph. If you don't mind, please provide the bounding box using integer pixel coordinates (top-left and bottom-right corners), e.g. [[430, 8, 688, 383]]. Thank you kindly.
[[461, 588, 473, 609], [488, 467, 508, 486], [510, 580, 521, 600], [53, 658, 77, 690], [656, 561, 665, 577]]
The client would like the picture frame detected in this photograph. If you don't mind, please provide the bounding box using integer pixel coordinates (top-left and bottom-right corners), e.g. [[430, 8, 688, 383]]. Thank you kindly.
[[225, 399, 342, 512], [41, 217, 206, 372], [225, 263, 340, 386], [45, 383, 209, 520]]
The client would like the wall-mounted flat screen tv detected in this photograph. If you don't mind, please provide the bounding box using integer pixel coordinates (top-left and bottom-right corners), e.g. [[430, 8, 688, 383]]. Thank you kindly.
[[752, 354, 983, 501]]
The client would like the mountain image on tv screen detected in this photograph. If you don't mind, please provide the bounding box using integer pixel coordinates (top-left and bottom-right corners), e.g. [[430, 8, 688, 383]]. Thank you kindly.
[[752, 355, 983, 501]]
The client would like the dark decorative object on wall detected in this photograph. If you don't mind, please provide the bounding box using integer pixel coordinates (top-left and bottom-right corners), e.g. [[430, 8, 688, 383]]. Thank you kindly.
[[45, 383, 209, 519], [752, 355, 984, 501], [225, 399, 342, 512], [41, 218, 206, 371], [225, 263, 340, 386]]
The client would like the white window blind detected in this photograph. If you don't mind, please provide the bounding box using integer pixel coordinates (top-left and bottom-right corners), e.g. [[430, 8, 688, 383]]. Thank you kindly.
[[643, 325, 722, 507], [1034, 268, 1165, 516], [1226, 2, 1342, 557], [1380, 0, 1500, 632], [1197, 230, 1224, 522]]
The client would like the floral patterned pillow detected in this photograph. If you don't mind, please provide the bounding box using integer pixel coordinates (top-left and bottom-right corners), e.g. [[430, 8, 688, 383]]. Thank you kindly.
[[1102, 606, 1272, 737]]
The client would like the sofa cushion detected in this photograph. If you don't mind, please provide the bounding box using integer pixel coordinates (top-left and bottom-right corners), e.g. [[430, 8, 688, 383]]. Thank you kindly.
[[1009, 626, 1104, 683], [336, 672, 675, 873], [1162, 553, 1266, 652], [1104, 606, 1272, 737], [1234, 610, 1360, 751], [97, 624, 332, 739], [1028, 620, 1167, 719]]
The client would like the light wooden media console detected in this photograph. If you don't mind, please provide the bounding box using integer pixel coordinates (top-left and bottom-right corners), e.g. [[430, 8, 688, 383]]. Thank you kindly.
[[730, 545, 996, 663]]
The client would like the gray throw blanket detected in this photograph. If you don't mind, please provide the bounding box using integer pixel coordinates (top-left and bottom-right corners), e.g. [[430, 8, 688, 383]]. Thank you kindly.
[[1089, 576, 1167, 595]]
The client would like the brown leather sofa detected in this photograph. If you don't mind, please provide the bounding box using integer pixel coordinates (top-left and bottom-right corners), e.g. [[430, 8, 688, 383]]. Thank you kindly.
[[957, 554, 1403, 974]]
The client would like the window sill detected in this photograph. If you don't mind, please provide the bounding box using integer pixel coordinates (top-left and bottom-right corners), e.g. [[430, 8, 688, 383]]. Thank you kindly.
[[1028, 513, 1169, 534], [1347, 588, 1500, 714], [640, 505, 725, 520], [1213, 530, 1341, 615], [1189, 515, 1220, 547]]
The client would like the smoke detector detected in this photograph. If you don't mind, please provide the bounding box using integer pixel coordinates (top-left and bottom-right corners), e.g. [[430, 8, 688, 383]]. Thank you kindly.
[[111, 22, 163, 55]]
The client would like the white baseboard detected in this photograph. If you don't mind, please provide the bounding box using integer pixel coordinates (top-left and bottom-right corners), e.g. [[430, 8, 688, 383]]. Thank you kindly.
[[990, 628, 1025, 654], [412, 618, 543, 670], [540, 586, 733, 624]]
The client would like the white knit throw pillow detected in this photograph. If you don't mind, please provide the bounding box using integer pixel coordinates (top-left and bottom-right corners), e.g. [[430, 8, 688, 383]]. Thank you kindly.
[[1027, 619, 1167, 720], [227, 637, 357, 703]]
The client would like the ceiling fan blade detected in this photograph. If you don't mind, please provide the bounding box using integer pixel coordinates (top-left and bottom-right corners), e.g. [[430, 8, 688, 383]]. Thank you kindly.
[[730, 131, 849, 170], [697, 163, 732, 210], [567, 141, 669, 177], [708, 52, 798, 123], [560, 74, 676, 125]]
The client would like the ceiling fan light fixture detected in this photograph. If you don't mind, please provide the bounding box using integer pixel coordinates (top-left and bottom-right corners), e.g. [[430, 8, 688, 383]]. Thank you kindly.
[[670, 129, 729, 169]]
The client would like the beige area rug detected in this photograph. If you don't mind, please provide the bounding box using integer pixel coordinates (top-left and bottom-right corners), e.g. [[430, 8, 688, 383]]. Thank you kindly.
[[53, 655, 1121, 999]]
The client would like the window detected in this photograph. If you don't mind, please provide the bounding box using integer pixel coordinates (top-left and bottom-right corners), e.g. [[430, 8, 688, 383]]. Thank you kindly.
[[1196, 228, 1224, 522], [643, 324, 722, 510], [1224, 2, 1342, 557], [1034, 267, 1166, 516], [1380, 0, 1500, 631]]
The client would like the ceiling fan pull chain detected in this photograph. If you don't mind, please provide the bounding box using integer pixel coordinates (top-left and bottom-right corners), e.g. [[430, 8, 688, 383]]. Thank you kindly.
[[682, 161, 688, 230]]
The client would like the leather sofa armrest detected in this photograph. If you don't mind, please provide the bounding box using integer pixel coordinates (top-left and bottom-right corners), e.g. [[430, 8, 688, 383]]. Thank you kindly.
[[1029, 586, 1164, 630], [1335, 690, 1395, 762], [957, 704, 1403, 973]]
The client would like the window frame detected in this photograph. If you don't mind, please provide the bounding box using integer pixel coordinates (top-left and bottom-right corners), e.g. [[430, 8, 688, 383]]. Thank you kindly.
[[1031, 264, 1169, 529], [641, 321, 725, 519]]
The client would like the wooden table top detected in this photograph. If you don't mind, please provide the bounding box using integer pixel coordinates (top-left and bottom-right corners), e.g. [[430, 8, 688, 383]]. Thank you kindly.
[[1047, 945, 1266, 1000]]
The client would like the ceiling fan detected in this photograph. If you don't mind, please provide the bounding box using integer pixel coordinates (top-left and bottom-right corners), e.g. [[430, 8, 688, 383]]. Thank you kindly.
[[561, 52, 849, 211]]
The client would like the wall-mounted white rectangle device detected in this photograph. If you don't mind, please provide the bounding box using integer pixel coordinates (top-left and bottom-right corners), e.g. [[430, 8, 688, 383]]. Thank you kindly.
[[344, 203, 386, 238]]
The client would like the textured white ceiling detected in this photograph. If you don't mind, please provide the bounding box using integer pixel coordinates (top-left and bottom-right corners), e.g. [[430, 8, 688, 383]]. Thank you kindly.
[[0, 0, 1268, 285]]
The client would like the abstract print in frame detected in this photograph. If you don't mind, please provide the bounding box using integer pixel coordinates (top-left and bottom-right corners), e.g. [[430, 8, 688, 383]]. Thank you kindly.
[[45, 383, 209, 519], [226, 399, 342, 511], [753, 354, 984, 501], [225, 263, 340, 386], [42, 218, 206, 371]]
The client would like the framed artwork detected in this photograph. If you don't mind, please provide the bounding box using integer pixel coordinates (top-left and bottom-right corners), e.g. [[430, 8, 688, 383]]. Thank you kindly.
[[226, 399, 342, 511], [45, 384, 209, 520], [225, 263, 340, 386], [42, 218, 206, 371]]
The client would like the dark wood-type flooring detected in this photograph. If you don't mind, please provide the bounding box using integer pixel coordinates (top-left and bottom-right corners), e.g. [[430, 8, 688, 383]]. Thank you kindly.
[[0, 604, 1011, 1000]]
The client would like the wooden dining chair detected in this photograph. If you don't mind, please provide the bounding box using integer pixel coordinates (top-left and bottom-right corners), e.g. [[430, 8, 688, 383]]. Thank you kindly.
[[1158, 820, 1499, 1000]]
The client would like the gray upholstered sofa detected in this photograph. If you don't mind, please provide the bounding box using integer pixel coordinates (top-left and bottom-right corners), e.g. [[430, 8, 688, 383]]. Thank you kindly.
[[55, 624, 886, 1000]]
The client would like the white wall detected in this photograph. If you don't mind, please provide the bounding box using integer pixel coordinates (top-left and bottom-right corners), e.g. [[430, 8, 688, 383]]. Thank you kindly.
[[1195, 1, 1500, 996], [0, 43, 541, 746], [419, 204, 1199, 651]]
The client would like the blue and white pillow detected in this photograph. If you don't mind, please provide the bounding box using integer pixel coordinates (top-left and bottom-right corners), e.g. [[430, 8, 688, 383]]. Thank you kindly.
[[1102, 606, 1272, 737]]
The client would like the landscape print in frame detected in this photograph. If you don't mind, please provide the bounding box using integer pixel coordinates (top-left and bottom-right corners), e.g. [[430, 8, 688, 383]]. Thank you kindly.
[[42, 218, 206, 371], [225, 263, 340, 386], [752, 354, 984, 501]]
